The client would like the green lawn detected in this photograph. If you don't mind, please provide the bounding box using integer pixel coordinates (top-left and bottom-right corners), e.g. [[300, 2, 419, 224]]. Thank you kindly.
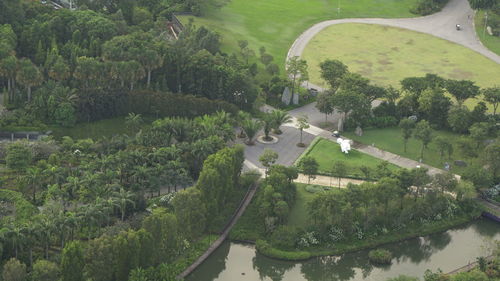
[[343, 127, 480, 175], [50, 117, 152, 140], [475, 11, 500, 56], [287, 183, 319, 229], [178, 0, 419, 67], [302, 24, 500, 110], [303, 137, 398, 176]]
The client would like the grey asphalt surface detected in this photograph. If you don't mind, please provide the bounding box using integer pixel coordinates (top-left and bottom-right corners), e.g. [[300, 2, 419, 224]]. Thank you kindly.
[[287, 0, 500, 67]]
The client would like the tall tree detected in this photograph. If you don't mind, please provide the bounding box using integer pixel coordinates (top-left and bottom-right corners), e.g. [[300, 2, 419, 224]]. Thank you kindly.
[[319, 59, 348, 92], [414, 120, 433, 160], [296, 115, 309, 147], [445, 79, 479, 105], [138, 49, 162, 88], [16, 58, 42, 102], [331, 161, 347, 188], [60, 241, 85, 281], [286, 56, 308, 99], [399, 118, 415, 153], [259, 149, 279, 177], [482, 86, 500, 115], [112, 187, 135, 221], [316, 91, 334, 123], [298, 156, 318, 183]]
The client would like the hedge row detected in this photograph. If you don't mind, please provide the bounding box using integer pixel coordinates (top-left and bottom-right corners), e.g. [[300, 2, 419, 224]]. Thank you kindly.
[[127, 90, 239, 118]]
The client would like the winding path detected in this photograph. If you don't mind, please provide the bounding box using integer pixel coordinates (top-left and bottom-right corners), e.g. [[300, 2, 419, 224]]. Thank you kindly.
[[288, 0, 500, 92]]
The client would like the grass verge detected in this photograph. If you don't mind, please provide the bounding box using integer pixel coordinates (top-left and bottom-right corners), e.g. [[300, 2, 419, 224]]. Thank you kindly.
[[343, 127, 481, 175], [475, 11, 500, 56], [299, 137, 399, 177]]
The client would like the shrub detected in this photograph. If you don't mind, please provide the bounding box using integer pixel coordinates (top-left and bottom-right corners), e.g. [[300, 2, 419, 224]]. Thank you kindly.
[[305, 185, 330, 193], [270, 226, 298, 249], [370, 116, 398, 128], [255, 239, 311, 260], [368, 249, 392, 265], [411, 0, 449, 15]]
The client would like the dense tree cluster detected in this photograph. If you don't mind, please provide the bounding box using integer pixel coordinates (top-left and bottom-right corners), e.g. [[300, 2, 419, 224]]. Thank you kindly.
[[0, 111, 254, 280], [0, 1, 259, 131]]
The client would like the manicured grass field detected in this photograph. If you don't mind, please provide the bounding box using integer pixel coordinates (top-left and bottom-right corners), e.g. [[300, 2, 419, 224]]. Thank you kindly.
[[343, 127, 480, 175], [475, 11, 500, 56], [303, 138, 398, 176], [303, 23, 500, 91], [178, 0, 419, 66]]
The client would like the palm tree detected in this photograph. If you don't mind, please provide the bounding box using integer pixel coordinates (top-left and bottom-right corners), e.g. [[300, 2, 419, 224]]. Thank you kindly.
[[23, 167, 42, 202], [296, 115, 310, 147], [125, 113, 143, 134], [139, 49, 163, 88], [16, 58, 43, 102], [22, 223, 37, 266], [271, 110, 292, 134], [242, 119, 262, 145], [112, 187, 136, 221], [237, 111, 251, 138], [6, 223, 25, 259], [35, 216, 54, 259], [261, 113, 275, 141], [0, 55, 18, 101]]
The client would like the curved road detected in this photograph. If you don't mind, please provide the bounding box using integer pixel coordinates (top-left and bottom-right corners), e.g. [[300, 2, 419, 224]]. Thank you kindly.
[[287, 0, 500, 82]]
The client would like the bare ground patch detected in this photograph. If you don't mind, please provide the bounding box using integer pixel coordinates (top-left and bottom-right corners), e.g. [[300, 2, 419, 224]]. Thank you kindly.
[[449, 68, 474, 79]]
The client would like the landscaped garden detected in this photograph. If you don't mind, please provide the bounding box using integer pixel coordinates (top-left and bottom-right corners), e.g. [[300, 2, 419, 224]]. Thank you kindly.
[[177, 0, 419, 66], [299, 137, 398, 178], [343, 127, 483, 175], [302, 23, 500, 108]]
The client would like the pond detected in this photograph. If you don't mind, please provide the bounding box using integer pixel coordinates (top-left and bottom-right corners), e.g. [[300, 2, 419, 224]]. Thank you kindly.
[[187, 219, 499, 281]]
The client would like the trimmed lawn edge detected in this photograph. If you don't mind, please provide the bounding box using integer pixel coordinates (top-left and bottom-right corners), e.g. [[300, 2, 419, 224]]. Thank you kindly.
[[295, 136, 396, 181], [239, 212, 482, 261]]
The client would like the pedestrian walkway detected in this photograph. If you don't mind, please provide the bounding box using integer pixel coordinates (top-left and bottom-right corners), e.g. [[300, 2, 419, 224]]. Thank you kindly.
[[176, 183, 258, 280]]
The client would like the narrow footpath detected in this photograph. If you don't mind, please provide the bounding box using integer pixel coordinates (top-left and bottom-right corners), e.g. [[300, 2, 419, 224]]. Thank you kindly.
[[176, 184, 258, 280]]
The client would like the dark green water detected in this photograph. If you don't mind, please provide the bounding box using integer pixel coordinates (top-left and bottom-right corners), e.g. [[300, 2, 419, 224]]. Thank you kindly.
[[187, 219, 500, 281]]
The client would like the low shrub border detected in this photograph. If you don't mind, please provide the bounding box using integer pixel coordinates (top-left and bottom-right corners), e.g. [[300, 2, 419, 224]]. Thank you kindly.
[[240, 212, 480, 261]]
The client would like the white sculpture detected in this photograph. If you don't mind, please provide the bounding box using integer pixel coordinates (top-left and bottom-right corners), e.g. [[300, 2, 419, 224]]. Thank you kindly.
[[336, 138, 351, 154]]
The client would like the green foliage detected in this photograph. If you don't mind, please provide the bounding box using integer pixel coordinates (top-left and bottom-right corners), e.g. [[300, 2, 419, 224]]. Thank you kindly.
[[386, 276, 420, 281], [368, 249, 392, 264], [172, 188, 207, 240], [6, 141, 32, 171], [2, 258, 27, 281], [411, 0, 449, 15], [255, 239, 311, 261], [61, 241, 85, 281], [0, 190, 38, 221], [297, 156, 318, 183], [31, 259, 60, 281]]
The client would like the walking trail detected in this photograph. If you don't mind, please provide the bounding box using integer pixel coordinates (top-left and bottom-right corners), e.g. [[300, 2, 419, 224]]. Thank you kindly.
[[176, 184, 258, 280], [287, 0, 500, 91]]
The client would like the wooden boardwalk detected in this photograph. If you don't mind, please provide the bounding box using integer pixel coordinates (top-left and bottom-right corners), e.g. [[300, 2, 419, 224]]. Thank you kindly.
[[176, 184, 258, 280], [446, 255, 494, 275]]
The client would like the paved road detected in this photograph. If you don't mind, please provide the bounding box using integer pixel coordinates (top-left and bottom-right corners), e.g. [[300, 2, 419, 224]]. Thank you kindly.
[[288, 0, 500, 93]]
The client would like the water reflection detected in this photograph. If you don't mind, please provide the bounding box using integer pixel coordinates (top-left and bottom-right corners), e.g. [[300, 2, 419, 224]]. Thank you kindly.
[[187, 219, 500, 281]]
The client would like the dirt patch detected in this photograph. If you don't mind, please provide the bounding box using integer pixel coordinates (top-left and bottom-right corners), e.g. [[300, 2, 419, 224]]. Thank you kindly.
[[358, 66, 373, 76], [353, 59, 373, 67], [378, 58, 392, 65], [405, 39, 414, 45], [449, 68, 474, 79], [391, 47, 399, 52]]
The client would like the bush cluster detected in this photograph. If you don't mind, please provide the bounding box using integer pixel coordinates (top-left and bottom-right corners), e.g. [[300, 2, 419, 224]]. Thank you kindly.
[[368, 249, 392, 265]]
